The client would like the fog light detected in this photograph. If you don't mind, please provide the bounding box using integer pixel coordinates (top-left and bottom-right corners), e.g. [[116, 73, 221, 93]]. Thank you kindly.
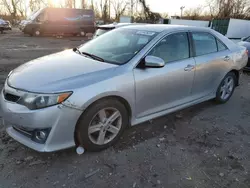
[[35, 131, 46, 141], [32, 129, 50, 143]]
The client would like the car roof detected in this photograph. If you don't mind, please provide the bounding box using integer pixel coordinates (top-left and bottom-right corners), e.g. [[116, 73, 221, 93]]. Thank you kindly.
[[97, 23, 145, 29], [121, 24, 238, 50], [122, 24, 213, 33]]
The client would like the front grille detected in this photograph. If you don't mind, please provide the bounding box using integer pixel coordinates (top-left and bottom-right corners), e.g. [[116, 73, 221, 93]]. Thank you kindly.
[[4, 92, 20, 102], [13, 126, 33, 137]]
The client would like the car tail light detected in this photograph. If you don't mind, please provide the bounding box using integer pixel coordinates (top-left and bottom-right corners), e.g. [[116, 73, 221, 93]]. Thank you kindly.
[[245, 49, 249, 55]]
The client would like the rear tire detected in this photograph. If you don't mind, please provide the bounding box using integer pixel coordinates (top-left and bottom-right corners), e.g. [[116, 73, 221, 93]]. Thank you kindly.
[[215, 72, 236, 104], [75, 98, 129, 152]]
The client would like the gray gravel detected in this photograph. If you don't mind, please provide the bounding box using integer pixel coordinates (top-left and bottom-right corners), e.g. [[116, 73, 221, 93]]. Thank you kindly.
[[1, 29, 250, 188]]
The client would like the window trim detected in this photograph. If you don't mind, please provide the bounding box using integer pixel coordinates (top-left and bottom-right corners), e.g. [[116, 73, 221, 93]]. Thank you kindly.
[[136, 31, 192, 68], [191, 32, 221, 57], [191, 32, 229, 57], [216, 38, 228, 52]]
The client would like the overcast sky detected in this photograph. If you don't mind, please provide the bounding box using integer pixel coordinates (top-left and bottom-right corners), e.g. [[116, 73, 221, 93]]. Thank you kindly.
[[146, 0, 207, 15], [74, 0, 208, 16], [23, 0, 208, 16]]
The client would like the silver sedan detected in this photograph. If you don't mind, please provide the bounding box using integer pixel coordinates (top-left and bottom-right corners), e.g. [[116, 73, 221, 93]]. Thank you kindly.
[[0, 25, 248, 152]]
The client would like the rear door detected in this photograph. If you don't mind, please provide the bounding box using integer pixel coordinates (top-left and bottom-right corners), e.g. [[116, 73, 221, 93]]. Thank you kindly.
[[191, 32, 232, 99]]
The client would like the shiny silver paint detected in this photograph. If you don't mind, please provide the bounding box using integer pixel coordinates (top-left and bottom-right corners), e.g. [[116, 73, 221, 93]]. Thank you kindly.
[[0, 25, 248, 152], [88, 108, 122, 145], [144, 56, 165, 67], [220, 76, 234, 100]]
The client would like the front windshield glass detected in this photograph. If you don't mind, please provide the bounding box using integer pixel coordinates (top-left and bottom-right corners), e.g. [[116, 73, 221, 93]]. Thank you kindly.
[[93, 28, 112, 38], [27, 8, 44, 20], [79, 28, 158, 65]]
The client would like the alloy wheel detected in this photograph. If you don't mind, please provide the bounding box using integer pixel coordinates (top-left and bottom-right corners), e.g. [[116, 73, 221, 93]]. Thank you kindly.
[[88, 107, 122, 145], [220, 76, 234, 100]]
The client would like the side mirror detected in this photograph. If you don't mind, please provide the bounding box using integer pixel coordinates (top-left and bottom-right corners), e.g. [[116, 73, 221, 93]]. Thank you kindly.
[[145, 56, 165, 68]]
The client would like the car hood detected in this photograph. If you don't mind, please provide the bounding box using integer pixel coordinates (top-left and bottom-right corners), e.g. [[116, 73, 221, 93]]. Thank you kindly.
[[8, 50, 118, 92]]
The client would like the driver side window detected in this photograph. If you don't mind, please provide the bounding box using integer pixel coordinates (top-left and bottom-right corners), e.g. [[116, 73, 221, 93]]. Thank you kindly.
[[148, 32, 190, 63]]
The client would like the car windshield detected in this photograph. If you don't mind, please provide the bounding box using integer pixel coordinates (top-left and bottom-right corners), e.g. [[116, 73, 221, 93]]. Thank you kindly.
[[93, 28, 113, 38], [28, 8, 44, 21], [79, 28, 158, 65]]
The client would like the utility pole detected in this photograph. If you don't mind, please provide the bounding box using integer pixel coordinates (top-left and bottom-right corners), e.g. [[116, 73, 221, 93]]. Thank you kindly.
[[180, 6, 185, 19]]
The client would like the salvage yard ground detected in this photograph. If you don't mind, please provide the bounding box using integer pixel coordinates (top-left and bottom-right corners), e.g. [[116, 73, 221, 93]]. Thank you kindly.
[[1, 29, 250, 188]]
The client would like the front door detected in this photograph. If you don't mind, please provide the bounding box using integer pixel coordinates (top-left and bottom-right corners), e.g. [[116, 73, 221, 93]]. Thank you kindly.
[[133, 32, 196, 118]]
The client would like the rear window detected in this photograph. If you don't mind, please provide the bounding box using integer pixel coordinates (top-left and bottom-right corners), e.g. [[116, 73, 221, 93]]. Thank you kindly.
[[93, 28, 113, 38]]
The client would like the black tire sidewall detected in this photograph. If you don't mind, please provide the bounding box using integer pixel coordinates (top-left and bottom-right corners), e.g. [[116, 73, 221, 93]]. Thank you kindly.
[[33, 28, 41, 36], [76, 99, 129, 152], [79, 30, 85, 36], [215, 72, 236, 103]]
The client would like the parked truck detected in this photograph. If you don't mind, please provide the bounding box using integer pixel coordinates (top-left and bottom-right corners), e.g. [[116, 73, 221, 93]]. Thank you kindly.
[[211, 18, 250, 39], [20, 7, 95, 36]]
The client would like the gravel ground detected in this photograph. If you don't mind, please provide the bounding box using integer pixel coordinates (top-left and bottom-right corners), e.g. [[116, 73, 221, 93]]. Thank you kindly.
[[1, 29, 250, 188]]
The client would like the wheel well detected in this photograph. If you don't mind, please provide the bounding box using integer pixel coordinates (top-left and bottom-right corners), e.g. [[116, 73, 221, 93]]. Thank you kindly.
[[230, 70, 239, 86], [93, 96, 132, 122], [74, 96, 132, 146]]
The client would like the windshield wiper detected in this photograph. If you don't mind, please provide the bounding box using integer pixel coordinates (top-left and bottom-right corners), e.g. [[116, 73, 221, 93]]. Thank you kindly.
[[81, 51, 105, 62], [73, 48, 105, 62], [73, 47, 81, 54]]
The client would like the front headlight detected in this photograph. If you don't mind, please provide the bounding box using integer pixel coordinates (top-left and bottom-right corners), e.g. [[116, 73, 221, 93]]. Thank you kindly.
[[18, 92, 72, 110]]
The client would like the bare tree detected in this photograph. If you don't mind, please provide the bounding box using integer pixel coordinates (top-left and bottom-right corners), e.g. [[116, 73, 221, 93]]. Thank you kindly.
[[29, 0, 46, 12], [65, 0, 75, 8], [184, 6, 203, 20], [16, 0, 27, 17], [99, 0, 109, 22], [112, 0, 129, 20], [94, 3, 100, 18], [206, 0, 250, 19], [137, 0, 161, 23], [160, 12, 168, 19], [81, 0, 85, 8]]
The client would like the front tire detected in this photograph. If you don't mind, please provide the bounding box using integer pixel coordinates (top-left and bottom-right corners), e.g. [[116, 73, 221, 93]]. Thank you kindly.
[[215, 72, 236, 103], [75, 99, 129, 152], [33, 28, 41, 37], [79, 30, 85, 37]]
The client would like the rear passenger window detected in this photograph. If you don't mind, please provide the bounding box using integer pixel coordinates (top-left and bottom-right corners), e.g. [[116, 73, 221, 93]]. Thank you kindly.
[[192, 33, 217, 56], [217, 39, 227, 51]]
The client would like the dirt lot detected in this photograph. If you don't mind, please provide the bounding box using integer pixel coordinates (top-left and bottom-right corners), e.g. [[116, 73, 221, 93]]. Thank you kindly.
[[1, 29, 250, 188]]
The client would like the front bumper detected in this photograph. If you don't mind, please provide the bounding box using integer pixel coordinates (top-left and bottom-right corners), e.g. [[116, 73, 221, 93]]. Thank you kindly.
[[0, 86, 83, 152]]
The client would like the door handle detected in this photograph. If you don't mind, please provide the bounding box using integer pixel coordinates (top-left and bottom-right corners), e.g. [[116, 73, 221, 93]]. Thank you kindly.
[[184, 64, 195, 71], [224, 56, 230, 61]]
